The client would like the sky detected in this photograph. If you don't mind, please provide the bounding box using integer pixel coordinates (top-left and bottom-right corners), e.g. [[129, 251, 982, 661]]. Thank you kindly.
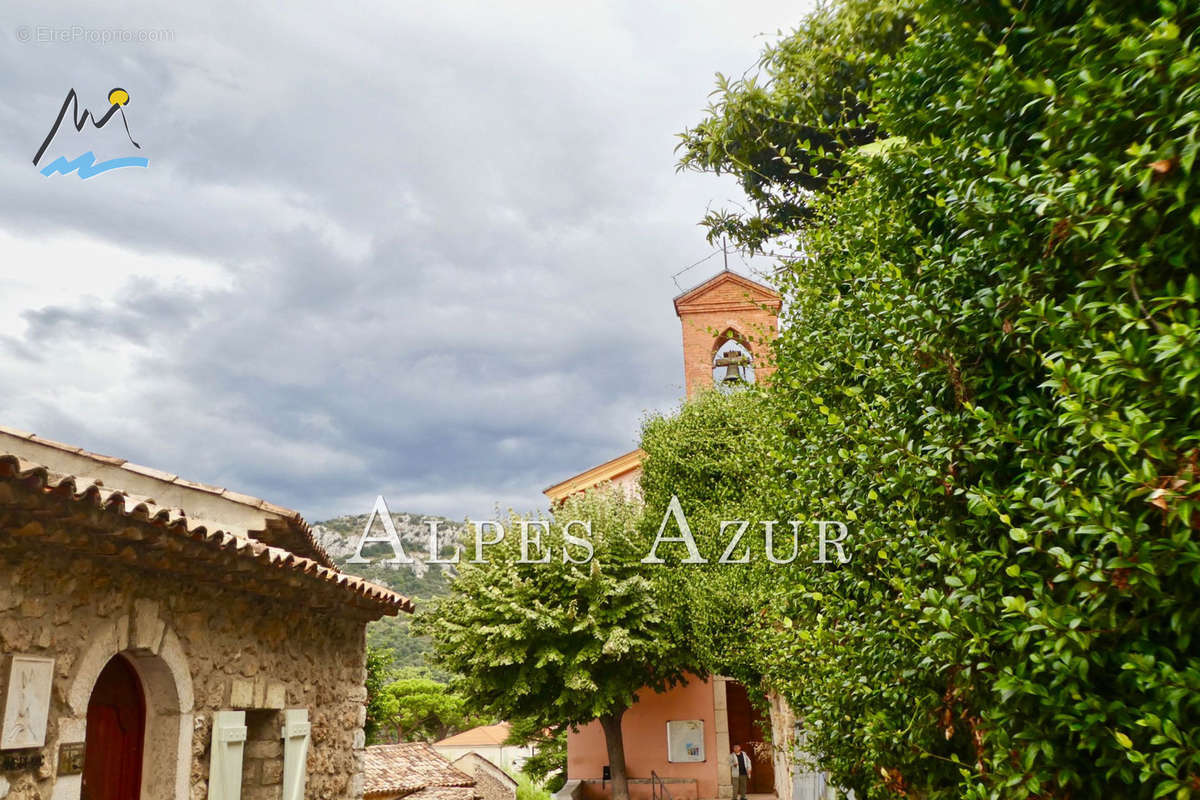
[[0, 0, 808, 522]]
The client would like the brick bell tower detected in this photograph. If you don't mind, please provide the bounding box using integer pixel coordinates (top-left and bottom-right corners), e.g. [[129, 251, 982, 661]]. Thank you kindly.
[[673, 270, 782, 399]]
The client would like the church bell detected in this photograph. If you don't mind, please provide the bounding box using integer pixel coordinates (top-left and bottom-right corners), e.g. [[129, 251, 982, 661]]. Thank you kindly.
[[715, 349, 748, 385]]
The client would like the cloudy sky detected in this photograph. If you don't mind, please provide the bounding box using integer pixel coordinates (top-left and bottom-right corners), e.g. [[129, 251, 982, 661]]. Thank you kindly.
[[0, 0, 806, 522]]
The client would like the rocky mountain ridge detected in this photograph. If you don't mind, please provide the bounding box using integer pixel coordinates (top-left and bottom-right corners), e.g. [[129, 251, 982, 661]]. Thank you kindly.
[[315, 510, 467, 671]]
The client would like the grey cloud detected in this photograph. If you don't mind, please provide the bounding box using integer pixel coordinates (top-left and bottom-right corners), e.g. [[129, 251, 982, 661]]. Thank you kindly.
[[0, 0, 802, 520]]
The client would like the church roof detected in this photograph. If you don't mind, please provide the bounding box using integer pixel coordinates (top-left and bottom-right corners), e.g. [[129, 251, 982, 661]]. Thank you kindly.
[[672, 269, 781, 316], [542, 448, 644, 503]]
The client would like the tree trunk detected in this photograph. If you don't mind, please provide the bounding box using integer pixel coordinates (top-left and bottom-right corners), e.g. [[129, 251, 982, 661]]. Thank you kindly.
[[599, 708, 631, 800]]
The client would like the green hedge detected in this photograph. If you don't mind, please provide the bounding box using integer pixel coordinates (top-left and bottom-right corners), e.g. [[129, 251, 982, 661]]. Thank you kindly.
[[675, 1, 1200, 797]]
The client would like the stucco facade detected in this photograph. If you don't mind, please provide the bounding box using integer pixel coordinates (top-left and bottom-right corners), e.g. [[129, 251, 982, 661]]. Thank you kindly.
[[434, 724, 534, 774], [565, 675, 774, 800]]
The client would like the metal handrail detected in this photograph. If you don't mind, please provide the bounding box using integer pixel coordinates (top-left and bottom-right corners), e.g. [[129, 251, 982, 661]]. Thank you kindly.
[[650, 771, 674, 800]]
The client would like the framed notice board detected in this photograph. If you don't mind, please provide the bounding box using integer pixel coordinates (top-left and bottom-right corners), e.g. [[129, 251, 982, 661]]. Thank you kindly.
[[666, 719, 705, 762]]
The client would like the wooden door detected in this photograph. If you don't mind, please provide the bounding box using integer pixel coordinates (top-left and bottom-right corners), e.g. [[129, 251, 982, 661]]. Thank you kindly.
[[726, 681, 776, 795], [83, 655, 145, 800]]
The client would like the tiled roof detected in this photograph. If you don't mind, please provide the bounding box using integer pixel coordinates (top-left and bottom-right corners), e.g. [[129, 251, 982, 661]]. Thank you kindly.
[[0, 452, 412, 615], [364, 743, 480, 799], [0, 426, 334, 565], [436, 723, 512, 748], [404, 786, 479, 800]]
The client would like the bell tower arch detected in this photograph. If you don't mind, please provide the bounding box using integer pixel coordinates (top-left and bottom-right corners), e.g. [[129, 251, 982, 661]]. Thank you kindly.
[[673, 270, 781, 398]]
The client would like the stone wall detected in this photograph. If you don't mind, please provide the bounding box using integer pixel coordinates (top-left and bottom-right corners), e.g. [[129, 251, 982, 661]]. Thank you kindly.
[[242, 710, 286, 800], [0, 537, 371, 800], [449, 753, 516, 800], [766, 692, 834, 800], [767, 692, 796, 800]]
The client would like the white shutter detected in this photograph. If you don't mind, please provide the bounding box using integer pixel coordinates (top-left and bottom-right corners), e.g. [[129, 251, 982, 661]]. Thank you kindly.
[[281, 708, 312, 800], [208, 710, 247, 800]]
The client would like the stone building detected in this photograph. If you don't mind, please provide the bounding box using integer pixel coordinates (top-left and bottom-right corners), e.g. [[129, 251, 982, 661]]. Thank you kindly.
[[0, 428, 411, 800], [447, 753, 516, 800]]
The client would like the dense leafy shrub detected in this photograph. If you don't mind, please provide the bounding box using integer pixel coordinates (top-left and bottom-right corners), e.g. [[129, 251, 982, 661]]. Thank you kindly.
[[680, 1, 1200, 797], [638, 389, 782, 686]]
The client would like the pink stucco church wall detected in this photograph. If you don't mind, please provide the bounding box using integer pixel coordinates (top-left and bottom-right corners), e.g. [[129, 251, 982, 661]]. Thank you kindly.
[[568, 675, 721, 800]]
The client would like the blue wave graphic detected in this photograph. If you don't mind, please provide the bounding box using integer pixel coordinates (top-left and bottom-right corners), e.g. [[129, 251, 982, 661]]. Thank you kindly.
[[40, 151, 149, 179]]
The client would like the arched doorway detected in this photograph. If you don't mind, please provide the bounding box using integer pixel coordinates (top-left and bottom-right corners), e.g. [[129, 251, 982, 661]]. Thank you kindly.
[[83, 655, 145, 800]]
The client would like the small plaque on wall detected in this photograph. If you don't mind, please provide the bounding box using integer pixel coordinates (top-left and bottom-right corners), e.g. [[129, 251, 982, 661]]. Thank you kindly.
[[0, 655, 55, 750], [58, 742, 85, 775], [666, 719, 705, 762], [0, 752, 44, 770]]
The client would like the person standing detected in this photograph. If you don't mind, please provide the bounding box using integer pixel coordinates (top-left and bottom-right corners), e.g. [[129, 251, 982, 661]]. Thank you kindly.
[[729, 743, 752, 800]]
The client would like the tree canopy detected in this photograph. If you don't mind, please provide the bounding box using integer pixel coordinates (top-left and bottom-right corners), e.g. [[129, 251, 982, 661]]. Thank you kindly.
[[374, 673, 485, 743], [415, 488, 703, 800], [637, 388, 781, 687]]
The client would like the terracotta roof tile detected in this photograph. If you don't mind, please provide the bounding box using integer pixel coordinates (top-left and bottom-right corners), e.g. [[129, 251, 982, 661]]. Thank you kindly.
[[219, 488, 267, 508], [120, 462, 179, 482], [364, 743, 479, 799], [0, 453, 412, 615], [258, 499, 299, 518], [0, 430, 335, 565], [0, 426, 34, 440], [405, 786, 480, 800], [172, 476, 227, 494]]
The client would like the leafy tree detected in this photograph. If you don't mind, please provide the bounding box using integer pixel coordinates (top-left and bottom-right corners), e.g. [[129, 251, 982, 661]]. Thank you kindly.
[[367, 612, 451, 679], [681, 0, 1200, 797], [415, 488, 703, 800], [637, 388, 783, 688], [373, 672, 485, 743], [515, 771, 554, 800], [676, 0, 912, 253], [365, 646, 395, 745], [509, 719, 568, 794]]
